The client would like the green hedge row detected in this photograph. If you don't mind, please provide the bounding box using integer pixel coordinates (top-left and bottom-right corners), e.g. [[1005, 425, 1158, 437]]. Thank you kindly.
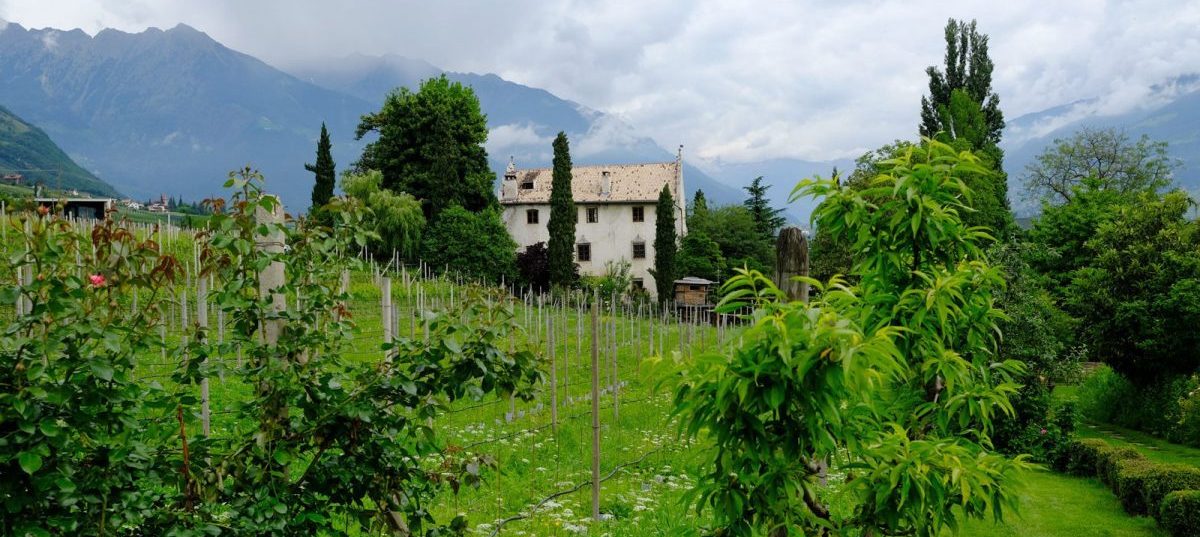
[[1057, 438, 1200, 536]]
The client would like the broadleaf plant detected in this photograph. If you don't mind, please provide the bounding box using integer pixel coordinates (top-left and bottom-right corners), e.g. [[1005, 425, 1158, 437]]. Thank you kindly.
[[673, 139, 1029, 536]]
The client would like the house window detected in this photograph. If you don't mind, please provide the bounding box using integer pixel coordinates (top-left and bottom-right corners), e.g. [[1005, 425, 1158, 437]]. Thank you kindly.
[[526, 209, 539, 224], [632, 242, 646, 259], [577, 243, 591, 262], [632, 206, 644, 222], [586, 207, 599, 223], [520, 180, 534, 190], [632, 278, 644, 289]]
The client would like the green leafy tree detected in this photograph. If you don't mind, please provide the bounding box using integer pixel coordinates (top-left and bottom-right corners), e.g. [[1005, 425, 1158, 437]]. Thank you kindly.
[[689, 189, 709, 223], [920, 19, 1002, 144], [547, 132, 577, 287], [1066, 190, 1200, 380], [651, 184, 677, 302], [421, 205, 517, 283], [1026, 178, 1125, 297], [341, 170, 425, 259], [355, 75, 496, 220], [672, 139, 1027, 536], [1022, 127, 1177, 205], [516, 241, 551, 292], [306, 122, 336, 213], [690, 205, 774, 274], [676, 231, 724, 283], [743, 176, 786, 241], [919, 19, 1011, 235]]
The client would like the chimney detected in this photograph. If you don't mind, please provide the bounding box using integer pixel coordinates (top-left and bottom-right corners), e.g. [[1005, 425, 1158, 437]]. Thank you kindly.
[[601, 169, 611, 196]]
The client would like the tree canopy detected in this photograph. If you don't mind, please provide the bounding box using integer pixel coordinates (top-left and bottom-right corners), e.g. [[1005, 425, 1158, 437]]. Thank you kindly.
[[673, 139, 1026, 536], [355, 75, 496, 220], [547, 132, 577, 287], [743, 176, 786, 242], [652, 185, 678, 302], [1066, 190, 1200, 380], [420, 205, 517, 283], [341, 170, 426, 259], [306, 122, 336, 213], [920, 18, 1003, 145], [1021, 127, 1177, 205]]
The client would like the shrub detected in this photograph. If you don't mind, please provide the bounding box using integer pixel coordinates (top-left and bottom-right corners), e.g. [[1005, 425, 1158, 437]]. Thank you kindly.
[[1098, 445, 1145, 487], [420, 206, 517, 284], [1113, 458, 1157, 514], [1160, 490, 1200, 537], [1077, 364, 1135, 423], [1062, 438, 1111, 475], [1143, 465, 1200, 521]]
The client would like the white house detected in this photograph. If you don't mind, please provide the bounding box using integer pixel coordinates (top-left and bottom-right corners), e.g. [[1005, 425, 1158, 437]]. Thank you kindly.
[[499, 148, 687, 297]]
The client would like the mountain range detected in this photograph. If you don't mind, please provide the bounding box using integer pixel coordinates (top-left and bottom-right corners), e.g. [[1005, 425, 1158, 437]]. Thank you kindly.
[[1002, 75, 1200, 215], [0, 21, 1196, 223], [0, 23, 744, 214]]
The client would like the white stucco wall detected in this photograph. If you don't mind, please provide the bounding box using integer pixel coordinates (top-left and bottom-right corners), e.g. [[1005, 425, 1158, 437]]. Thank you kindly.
[[502, 202, 686, 297]]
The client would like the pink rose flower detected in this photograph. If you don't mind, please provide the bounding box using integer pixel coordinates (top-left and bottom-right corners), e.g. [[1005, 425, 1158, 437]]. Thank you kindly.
[[1039, 428, 1047, 435], [89, 274, 106, 287]]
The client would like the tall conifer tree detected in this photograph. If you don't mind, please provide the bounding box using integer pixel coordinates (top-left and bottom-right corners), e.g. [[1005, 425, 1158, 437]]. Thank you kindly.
[[652, 184, 678, 302], [547, 132, 577, 287], [306, 122, 336, 211]]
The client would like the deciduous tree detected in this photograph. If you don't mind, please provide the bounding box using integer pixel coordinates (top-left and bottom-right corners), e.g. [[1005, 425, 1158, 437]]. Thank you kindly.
[[1022, 127, 1177, 205], [355, 75, 496, 220]]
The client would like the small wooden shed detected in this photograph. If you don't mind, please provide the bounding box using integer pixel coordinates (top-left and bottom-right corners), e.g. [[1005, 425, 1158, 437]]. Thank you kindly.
[[35, 198, 115, 220], [673, 276, 715, 306]]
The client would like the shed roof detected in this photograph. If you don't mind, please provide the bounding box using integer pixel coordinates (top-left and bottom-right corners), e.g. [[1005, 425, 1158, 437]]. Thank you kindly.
[[674, 277, 716, 285], [500, 161, 680, 205]]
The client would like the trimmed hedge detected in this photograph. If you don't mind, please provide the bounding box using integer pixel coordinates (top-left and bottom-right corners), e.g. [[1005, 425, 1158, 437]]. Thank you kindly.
[[1114, 458, 1158, 514], [1161, 490, 1200, 537], [1145, 465, 1200, 521], [1062, 438, 1111, 475], [1098, 445, 1145, 487], [1060, 437, 1200, 535]]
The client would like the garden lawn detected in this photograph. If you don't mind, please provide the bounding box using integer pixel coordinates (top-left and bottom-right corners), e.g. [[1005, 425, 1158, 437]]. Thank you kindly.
[[956, 468, 1164, 536], [1076, 422, 1200, 467]]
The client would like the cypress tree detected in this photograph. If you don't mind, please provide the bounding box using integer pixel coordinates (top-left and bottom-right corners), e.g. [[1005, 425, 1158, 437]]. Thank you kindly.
[[547, 132, 577, 287], [306, 122, 336, 212], [652, 184, 678, 303], [691, 189, 708, 222]]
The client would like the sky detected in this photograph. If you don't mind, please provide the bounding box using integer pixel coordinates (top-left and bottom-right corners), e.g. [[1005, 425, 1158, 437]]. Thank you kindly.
[[2, 0, 1199, 166]]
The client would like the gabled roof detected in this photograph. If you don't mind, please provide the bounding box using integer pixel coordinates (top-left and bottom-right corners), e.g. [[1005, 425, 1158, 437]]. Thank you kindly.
[[500, 161, 680, 205]]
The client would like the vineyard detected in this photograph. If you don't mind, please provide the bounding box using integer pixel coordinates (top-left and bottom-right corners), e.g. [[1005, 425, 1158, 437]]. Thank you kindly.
[[0, 189, 730, 535]]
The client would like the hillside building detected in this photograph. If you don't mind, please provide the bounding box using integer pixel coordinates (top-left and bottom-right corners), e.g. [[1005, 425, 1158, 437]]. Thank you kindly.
[[499, 148, 687, 297]]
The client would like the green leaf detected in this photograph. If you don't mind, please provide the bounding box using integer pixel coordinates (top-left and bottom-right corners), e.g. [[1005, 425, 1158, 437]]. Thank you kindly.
[[18, 451, 43, 474], [55, 476, 76, 493], [90, 362, 114, 382]]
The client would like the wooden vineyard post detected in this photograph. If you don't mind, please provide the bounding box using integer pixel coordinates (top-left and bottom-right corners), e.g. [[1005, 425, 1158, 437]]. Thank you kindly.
[[590, 293, 601, 521], [611, 295, 618, 422], [382, 277, 393, 361], [549, 313, 557, 433], [198, 276, 211, 436], [776, 226, 810, 303]]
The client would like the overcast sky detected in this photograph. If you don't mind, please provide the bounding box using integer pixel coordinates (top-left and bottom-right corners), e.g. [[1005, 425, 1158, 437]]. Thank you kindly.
[[2, 0, 1198, 164]]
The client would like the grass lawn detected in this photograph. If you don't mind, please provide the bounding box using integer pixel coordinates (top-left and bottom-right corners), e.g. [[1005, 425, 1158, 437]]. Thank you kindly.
[[957, 468, 1164, 536], [1076, 422, 1200, 467]]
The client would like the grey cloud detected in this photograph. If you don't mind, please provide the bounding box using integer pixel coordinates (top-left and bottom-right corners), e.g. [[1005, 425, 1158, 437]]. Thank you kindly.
[[2, 0, 1198, 165]]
